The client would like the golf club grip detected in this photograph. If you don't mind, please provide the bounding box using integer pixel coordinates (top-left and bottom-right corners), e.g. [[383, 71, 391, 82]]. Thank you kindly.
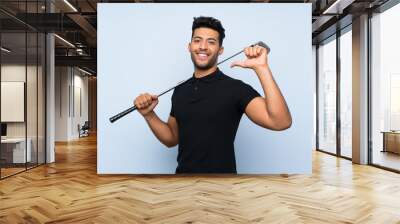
[[109, 105, 137, 123], [254, 41, 271, 54]]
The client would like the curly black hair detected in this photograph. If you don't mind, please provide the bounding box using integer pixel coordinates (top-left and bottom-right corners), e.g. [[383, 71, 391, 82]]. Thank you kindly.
[[192, 16, 225, 46]]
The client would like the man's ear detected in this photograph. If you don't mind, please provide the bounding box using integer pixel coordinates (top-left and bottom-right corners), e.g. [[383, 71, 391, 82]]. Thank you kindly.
[[218, 46, 224, 55], [187, 43, 191, 52]]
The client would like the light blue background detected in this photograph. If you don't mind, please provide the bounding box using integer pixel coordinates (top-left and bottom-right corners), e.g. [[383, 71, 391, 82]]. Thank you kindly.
[[98, 3, 313, 174]]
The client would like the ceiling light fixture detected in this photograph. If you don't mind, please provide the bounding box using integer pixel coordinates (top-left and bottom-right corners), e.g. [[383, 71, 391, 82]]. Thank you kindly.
[[78, 67, 93, 76], [63, 0, 78, 12], [54, 34, 75, 48], [1, 47, 11, 53], [322, 0, 355, 15]]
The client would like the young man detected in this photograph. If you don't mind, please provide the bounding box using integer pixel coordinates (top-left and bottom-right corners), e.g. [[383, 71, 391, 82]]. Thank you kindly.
[[134, 16, 292, 174]]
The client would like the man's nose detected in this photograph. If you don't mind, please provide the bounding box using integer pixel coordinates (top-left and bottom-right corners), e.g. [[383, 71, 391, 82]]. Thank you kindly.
[[199, 41, 208, 50]]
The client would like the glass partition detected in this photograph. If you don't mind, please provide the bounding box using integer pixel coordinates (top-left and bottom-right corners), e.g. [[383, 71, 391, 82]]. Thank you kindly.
[[1, 31, 28, 177], [0, 1, 46, 179]]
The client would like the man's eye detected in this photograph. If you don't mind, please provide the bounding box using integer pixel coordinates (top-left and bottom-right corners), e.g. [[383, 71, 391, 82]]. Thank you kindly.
[[208, 41, 216, 45], [193, 39, 200, 43]]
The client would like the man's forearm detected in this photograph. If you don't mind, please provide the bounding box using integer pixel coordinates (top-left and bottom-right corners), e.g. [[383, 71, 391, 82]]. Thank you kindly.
[[254, 66, 292, 126], [143, 111, 177, 147]]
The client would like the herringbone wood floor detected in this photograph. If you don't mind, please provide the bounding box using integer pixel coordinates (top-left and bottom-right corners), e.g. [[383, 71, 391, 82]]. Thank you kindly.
[[1, 134, 400, 224]]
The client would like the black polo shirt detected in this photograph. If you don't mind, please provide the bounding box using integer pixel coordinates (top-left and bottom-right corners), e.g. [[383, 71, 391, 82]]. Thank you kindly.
[[170, 68, 261, 174]]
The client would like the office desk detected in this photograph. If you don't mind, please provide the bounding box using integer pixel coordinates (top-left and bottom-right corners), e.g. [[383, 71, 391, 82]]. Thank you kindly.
[[381, 131, 400, 154], [1, 138, 32, 163]]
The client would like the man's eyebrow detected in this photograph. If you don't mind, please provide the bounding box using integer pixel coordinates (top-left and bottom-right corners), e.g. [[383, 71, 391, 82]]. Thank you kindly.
[[192, 36, 217, 41]]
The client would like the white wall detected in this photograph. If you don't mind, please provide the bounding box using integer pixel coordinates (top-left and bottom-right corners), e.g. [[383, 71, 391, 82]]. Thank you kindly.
[[55, 67, 68, 141], [1, 65, 39, 138], [1, 65, 27, 140], [73, 72, 89, 137], [98, 3, 313, 174], [1, 66, 26, 129], [55, 67, 89, 141], [1, 82, 24, 122]]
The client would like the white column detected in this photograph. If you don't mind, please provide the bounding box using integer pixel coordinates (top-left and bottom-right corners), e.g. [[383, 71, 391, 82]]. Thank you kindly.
[[45, 1, 56, 163], [46, 33, 55, 163], [352, 14, 369, 164]]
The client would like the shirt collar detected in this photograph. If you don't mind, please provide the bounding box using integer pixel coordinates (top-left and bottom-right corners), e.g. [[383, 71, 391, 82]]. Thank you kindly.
[[189, 67, 223, 84]]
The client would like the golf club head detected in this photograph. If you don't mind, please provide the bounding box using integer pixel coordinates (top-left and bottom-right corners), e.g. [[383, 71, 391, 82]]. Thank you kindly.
[[254, 41, 271, 54]]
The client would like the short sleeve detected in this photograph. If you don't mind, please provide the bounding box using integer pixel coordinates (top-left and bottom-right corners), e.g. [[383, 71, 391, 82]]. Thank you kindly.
[[170, 89, 176, 117], [237, 81, 261, 113], [170, 104, 175, 117]]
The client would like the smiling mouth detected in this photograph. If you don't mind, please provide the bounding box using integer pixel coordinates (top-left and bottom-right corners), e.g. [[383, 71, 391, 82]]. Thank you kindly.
[[197, 52, 209, 61]]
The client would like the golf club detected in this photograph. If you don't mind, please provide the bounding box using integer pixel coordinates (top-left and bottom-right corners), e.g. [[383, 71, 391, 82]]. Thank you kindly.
[[109, 41, 270, 123]]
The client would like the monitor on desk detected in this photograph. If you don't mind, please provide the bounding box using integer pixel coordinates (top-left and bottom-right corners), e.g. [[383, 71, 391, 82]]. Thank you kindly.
[[1, 123, 7, 138]]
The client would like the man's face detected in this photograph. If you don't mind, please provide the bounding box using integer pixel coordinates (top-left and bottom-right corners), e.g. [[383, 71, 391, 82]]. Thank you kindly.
[[188, 27, 224, 70]]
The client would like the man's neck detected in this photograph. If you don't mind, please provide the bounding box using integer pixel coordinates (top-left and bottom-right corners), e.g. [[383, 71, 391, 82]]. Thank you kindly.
[[194, 66, 218, 78]]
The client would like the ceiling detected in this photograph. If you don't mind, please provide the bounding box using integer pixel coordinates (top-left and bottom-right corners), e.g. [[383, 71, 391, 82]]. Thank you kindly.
[[0, 0, 392, 75]]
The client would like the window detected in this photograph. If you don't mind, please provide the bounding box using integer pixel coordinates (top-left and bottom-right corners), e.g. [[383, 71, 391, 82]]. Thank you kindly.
[[339, 28, 352, 158], [318, 36, 337, 154], [371, 3, 400, 171]]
